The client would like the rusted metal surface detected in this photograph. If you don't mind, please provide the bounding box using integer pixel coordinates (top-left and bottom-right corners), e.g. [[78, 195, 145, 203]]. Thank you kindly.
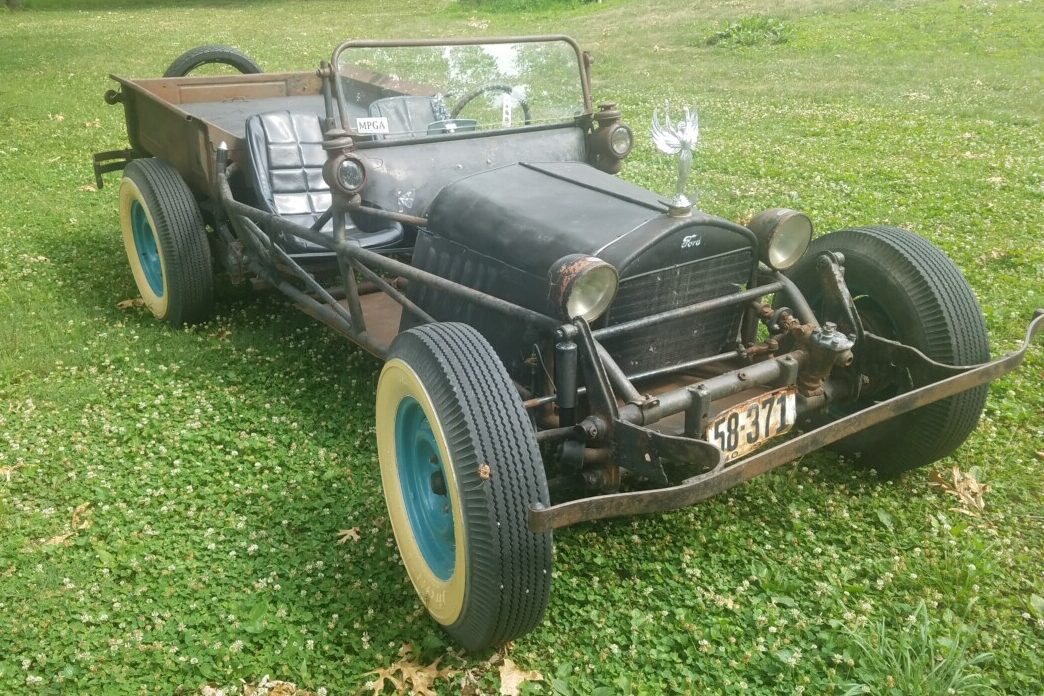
[[547, 255, 601, 319], [815, 252, 863, 341], [528, 309, 1044, 532], [795, 322, 855, 397], [109, 71, 326, 194], [91, 148, 140, 189], [347, 203, 427, 228], [617, 350, 808, 427], [355, 292, 403, 349], [126, 70, 320, 105], [610, 419, 721, 486]]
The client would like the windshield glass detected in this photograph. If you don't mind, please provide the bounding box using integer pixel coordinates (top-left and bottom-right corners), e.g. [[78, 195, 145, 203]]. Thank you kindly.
[[334, 39, 587, 140]]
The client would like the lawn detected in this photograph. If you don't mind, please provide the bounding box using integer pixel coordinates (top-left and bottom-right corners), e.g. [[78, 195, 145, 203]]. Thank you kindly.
[[0, 0, 1041, 693]]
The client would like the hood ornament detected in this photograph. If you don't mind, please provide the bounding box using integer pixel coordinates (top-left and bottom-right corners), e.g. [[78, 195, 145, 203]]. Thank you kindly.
[[651, 101, 699, 217]]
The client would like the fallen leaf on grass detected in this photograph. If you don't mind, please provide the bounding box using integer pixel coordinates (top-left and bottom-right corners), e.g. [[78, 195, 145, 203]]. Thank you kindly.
[[365, 643, 456, 695], [929, 466, 988, 517], [116, 298, 145, 310], [42, 502, 92, 547], [335, 527, 360, 544], [499, 658, 542, 696], [78, 183, 97, 192], [0, 462, 24, 483], [234, 675, 314, 696]]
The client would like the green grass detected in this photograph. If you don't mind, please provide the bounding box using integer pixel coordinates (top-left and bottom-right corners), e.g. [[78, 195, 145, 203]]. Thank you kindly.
[[1, 0, 1042, 693]]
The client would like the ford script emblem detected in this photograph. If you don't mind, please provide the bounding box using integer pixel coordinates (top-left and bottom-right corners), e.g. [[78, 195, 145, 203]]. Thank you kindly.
[[681, 233, 702, 249]]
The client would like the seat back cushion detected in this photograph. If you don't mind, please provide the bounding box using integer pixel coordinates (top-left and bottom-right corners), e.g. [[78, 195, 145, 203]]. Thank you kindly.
[[246, 111, 331, 230], [245, 110, 406, 255], [367, 96, 447, 139]]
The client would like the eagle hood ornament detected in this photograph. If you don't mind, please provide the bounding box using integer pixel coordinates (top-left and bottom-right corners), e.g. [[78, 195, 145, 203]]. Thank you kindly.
[[650, 100, 699, 216]]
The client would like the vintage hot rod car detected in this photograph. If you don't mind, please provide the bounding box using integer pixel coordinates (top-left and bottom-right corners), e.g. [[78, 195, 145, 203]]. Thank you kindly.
[[94, 36, 1040, 650]]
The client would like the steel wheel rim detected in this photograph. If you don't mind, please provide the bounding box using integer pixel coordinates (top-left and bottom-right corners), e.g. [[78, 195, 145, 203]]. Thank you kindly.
[[394, 396, 455, 580], [130, 200, 164, 297]]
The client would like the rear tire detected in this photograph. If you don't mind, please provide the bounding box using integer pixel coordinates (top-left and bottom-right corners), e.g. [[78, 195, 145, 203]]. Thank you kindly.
[[376, 322, 552, 650], [162, 45, 262, 78], [119, 158, 214, 327], [786, 226, 990, 476]]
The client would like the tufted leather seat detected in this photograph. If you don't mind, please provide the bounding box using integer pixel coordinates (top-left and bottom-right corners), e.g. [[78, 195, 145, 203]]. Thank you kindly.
[[245, 110, 403, 255], [367, 96, 448, 140]]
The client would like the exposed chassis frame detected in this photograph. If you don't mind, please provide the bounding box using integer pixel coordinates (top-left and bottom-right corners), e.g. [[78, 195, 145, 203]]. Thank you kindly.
[[212, 148, 1043, 533]]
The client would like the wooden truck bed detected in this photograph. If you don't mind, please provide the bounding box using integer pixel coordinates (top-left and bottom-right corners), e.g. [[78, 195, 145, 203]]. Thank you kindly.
[[111, 69, 398, 194]]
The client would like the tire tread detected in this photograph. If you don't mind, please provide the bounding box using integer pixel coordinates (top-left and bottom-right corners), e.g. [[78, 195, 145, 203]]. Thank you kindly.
[[791, 225, 989, 474], [388, 323, 551, 650], [124, 158, 214, 327]]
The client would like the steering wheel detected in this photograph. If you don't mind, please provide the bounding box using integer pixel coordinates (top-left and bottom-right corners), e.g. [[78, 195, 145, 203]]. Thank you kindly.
[[450, 84, 532, 126]]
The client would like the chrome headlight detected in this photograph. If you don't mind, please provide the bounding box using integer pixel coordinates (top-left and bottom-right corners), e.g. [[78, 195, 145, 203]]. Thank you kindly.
[[548, 255, 619, 322], [749, 208, 813, 271], [608, 123, 633, 157]]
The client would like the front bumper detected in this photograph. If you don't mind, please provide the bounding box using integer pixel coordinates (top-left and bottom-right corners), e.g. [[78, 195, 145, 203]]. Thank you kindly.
[[528, 309, 1043, 532]]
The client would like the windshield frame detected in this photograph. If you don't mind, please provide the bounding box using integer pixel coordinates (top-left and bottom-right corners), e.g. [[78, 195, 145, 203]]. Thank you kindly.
[[329, 35, 593, 145]]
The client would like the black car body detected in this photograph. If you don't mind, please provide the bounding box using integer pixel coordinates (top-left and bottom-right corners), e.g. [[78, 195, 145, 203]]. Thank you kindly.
[[95, 35, 1041, 650]]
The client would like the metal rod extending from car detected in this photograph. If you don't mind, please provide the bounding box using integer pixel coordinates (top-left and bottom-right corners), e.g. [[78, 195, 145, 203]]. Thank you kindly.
[[595, 343, 642, 404], [343, 243, 563, 331], [240, 217, 358, 328], [592, 283, 784, 341], [347, 252, 437, 324], [275, 281, 387, 356], [522, 348, 744, 411], [217, 172, 562, 333]]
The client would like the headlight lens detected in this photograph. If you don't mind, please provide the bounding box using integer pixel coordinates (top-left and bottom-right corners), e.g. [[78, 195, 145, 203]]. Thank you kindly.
[[548, 255, 619, 322], [336, 157, 366, 193], [566, 264, 618, 321], [608, 124, 633, 157], [748, 208, 813, 271]]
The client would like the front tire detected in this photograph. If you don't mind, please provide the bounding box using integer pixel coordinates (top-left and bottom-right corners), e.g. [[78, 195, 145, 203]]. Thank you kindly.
[[787, 226, 990, 476], [119, 158, 214, 327], [376, 323, 552, 650]]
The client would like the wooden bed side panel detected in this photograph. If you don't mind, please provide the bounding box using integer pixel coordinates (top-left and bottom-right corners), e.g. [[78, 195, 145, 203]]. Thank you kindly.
[[125, 71, 322, 105]]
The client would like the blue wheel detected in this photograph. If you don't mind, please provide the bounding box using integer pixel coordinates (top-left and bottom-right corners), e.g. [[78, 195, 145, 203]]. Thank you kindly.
[[376, 323, 552, 650], [119, 158, 213, 327]]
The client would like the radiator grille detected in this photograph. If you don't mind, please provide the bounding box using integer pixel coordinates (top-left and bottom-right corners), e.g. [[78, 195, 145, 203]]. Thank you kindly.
[[603, 248, 752, 373]]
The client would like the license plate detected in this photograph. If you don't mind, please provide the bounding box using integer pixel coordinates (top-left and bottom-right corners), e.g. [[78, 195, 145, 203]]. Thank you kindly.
[[704, 386, 797, 461]]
